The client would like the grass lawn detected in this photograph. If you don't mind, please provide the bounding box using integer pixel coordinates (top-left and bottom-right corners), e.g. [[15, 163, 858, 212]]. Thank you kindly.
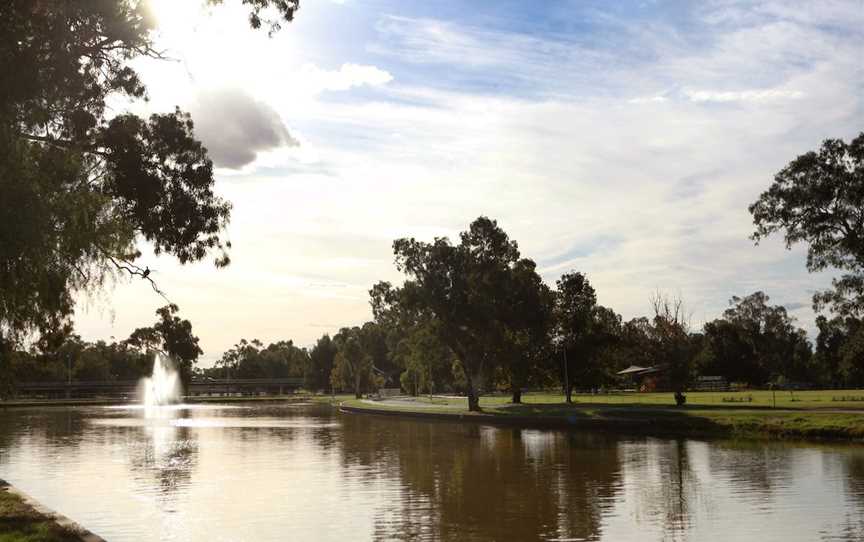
[[0, 484, 82, 542], [341, 390, 864, 441], [471, 389, 864, 410]]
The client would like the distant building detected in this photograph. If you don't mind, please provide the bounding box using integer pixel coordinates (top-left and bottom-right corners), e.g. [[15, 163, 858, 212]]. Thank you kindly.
[[617, 367, 729, 392]]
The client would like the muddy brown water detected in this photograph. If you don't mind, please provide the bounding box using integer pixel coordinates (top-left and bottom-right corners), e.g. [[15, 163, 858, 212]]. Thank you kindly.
[[0, 402, 862, 541]]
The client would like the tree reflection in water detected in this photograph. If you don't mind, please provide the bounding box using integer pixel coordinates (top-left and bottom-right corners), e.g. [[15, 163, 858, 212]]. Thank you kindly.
[[336, 415, 623, 541]]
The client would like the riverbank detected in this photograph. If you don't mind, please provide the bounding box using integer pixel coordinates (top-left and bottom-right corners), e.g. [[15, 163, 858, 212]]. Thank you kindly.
[[340, 393, 864, 442], [0, 480, 103, 542]]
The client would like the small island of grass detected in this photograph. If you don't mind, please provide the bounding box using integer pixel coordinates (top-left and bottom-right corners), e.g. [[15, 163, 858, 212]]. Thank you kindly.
[[339, 391, 864, 441]]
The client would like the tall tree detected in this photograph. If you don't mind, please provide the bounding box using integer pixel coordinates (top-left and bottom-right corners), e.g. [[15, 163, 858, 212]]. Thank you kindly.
[[394, 322, 455, 397], [750, 133, 864, 317], [554, 272, 599, 402], [305, 334, 338, 392], [700, 292, 813, 386], [815, 315, 864, 387], [649, 293, 694, 406], [0, 1, 299, 382], [331, 326, 373, 399], [370, 283, 456, 396], [378, 217, 534, 411], [492, 258, 554, 404]]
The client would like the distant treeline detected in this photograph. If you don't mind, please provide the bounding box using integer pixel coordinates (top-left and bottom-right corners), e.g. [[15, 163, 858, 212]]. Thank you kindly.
[[6, 134, 864, 405], [5, 304, 201, 391], [7, 218, 862, 406]]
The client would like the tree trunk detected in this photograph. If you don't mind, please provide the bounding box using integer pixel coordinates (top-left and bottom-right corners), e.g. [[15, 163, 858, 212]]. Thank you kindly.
[[355, 372, 362, 399], [465, 372, 481, 412], [565, 381, 573, 404], [511, 388, 522, 404], [467, 391, 481, 411]]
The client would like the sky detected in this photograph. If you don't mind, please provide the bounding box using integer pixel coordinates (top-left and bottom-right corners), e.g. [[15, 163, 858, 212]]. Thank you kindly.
[[75, 0, 864, 365]]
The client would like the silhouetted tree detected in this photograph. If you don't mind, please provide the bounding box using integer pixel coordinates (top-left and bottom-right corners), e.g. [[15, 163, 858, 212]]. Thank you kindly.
[[555, 273, 622, 401], [649, 293, 695, 405], [305, 334, 338, 392], [815, 315, 864, 387], [331, 327, 374, 399], [699, 292, 814, 386], [493, 258, 555, 403], [750, 133, 864, 318], [0, 1, 300, 387]]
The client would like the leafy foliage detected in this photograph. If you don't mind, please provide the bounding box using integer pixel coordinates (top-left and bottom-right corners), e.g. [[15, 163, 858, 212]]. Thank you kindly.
[[0, 0, 299, 361], [554, 273, 622, 400], [699, 292, 813, 387], [211, 338, 307, 381], [750, 133, 864, 317], [379, 217, 550, 410], [305, 334, 337, 392], [815, 315, 864, 387], [331, 326, 375, 399]]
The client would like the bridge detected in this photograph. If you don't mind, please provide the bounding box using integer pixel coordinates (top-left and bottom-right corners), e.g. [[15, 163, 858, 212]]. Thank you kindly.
[[11, 377, 305, 399]]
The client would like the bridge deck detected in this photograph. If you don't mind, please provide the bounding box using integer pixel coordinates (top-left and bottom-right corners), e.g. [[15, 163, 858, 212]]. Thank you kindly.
[[11, 378, 305, 399]]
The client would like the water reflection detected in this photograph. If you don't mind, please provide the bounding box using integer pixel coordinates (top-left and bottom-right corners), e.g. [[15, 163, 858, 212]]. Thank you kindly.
[[0, 404, 862, 541], [337, 416, 625, 540]]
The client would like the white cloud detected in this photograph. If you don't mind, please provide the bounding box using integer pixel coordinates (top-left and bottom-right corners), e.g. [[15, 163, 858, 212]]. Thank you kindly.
[[628, 96, 668, 104], [683, 87, 805, 102], [73, 1, 864, 361], [299, 63, 393, 92]]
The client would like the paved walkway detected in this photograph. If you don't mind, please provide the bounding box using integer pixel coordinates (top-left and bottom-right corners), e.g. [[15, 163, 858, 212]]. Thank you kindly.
[[362, 397, 456, 409]]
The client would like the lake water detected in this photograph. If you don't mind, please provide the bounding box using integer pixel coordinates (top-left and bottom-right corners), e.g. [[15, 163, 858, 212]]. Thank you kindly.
[[0, 402, 862, 541]]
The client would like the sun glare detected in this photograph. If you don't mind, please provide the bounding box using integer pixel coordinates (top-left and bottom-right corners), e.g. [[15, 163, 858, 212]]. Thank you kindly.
[[147, 0, 206, 34]]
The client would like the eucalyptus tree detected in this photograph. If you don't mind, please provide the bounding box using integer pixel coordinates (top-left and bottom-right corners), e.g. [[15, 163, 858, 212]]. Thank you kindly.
[[0, 1, 300, 386], [370, 282, 457, 396], [554, 272, 597, 402], [815, 315, 864, 387], [750, 133, 864, 318], [700, 292, 813, 386], [331, 326, 374, 399], [305, 334, 338, 392], [494, 258, 555, 404], [375, 217, 540, 411]]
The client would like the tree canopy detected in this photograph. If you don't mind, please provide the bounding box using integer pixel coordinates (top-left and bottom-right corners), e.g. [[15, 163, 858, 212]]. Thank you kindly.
[[0, 0, 299, 349], [699, 292, 812, 387], [750, 133, 864, 317]]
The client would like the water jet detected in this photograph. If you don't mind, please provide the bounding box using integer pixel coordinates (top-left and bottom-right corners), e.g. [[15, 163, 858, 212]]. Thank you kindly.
[[140, 353, 181, 407]]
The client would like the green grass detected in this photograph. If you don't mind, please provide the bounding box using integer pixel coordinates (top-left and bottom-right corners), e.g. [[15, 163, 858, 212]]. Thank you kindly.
[[412, 389, 864, 410], [341, 390, 864, 441], [0, 485, 81, 542]]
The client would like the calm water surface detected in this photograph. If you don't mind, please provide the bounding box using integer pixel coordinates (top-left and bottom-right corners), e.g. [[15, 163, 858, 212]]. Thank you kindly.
[[0, 403, 863, 541]]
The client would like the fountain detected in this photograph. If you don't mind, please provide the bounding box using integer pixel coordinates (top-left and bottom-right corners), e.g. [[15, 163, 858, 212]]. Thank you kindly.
[[140, 353, 181, 407]]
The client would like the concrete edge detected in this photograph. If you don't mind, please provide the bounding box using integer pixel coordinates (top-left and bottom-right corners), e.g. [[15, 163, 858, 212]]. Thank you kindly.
[[0, 479, 106, 542]]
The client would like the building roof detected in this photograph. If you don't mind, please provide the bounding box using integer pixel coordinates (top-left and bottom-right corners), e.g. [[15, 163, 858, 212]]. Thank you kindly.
[[617, 365, 649, 375], [617, 364, 667, 376]]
